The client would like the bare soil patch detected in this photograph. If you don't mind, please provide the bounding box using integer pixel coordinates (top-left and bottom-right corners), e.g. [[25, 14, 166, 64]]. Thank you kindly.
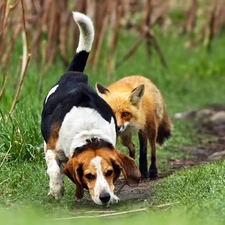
[[114, 104, 225, 202]]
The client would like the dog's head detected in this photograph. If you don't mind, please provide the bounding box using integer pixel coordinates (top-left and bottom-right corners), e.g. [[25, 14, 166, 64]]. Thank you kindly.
[[64, 138, 141, 205]]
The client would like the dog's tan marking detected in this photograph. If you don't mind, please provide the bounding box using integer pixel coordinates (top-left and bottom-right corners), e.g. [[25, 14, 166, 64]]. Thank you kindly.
[[46, 122, 61, 150]]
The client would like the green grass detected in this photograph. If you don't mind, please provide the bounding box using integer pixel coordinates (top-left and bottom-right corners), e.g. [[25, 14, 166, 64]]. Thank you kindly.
[[154, 160, 225, 223], [155, 161, 225, 206], [1, 28, 225, 224]]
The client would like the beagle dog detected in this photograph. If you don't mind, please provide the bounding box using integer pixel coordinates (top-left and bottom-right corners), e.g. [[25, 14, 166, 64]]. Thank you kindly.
[[41, 12, 141, 205]]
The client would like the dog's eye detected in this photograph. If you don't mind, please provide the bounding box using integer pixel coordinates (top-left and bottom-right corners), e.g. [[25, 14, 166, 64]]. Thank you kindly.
[[105, 170, 113, 177], [122, 112, 130, 118], [85, 173, 95, 180]]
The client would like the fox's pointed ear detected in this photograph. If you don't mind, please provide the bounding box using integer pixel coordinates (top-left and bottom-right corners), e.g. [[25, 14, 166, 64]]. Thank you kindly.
[[129, 84, 145, 105], [96, 83, 110, 95]]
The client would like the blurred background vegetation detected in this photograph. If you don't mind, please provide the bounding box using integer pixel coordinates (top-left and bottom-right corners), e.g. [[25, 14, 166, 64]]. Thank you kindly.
[[1, 0, 225, 113]]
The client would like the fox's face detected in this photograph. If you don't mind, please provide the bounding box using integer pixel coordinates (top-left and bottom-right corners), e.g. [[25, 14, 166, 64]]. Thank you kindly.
[[96, 84, 145, 133]]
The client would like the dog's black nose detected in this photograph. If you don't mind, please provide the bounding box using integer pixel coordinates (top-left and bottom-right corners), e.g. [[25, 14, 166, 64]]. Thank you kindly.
[[99, 192, 110, 204]]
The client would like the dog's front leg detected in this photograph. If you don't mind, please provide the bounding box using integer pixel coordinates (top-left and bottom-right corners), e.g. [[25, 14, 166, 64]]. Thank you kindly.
[[45, 149, 64, 200]]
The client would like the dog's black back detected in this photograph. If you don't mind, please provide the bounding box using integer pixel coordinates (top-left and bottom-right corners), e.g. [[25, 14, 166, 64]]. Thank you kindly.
[[41, 72, 117, 143]]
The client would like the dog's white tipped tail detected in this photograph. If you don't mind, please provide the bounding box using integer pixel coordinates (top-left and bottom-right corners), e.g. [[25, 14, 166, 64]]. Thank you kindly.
[[72, 12, 94, 53], [67, 12, 94, 72]]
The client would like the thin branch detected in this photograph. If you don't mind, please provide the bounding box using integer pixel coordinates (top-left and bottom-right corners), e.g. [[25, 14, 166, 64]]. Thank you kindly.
[[49, 208, 148, 221], [149, 29, 168, 70], [0, 178, 10, 186], [0, 73, 9, 101], [116, 34, 145, 68], [107, 0, 124, 77], [0, 143, 12, 168], [9, 0, 31, 115], [92, 1, 111, 71], [205, 3, 217, 51], [144, 0, 153, 61], [154, 201, 180, 208]]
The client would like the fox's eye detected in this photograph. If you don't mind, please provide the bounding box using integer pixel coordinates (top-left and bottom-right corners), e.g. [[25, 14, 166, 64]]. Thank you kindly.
[[122, 112, 130, 117], [85, 173, 95, 180], [105, 170, 113, 177]]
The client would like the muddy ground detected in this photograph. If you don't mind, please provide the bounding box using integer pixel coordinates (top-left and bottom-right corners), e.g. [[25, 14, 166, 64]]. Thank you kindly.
[[114, 105, 225, 202]]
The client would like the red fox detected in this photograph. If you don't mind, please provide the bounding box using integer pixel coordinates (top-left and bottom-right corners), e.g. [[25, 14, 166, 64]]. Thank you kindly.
[[96, 75, 172, 179]]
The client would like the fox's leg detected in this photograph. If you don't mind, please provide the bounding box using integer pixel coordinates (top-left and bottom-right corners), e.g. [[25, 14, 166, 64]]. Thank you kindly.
[[119, 133, 135, 159], [148, 125, 158, 179], [138, 130, 148, 179]]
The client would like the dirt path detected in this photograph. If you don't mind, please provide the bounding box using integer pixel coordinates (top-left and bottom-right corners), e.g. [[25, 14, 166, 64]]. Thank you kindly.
[[114, 104, 225, 202]]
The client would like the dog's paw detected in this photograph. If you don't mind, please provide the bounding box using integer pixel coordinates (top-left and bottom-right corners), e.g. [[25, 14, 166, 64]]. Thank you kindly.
[[48, 186, 64, 200], [48, 191, 62, 200]]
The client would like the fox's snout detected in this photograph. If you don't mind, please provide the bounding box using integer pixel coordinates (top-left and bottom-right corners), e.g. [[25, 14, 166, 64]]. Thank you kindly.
[[117, 125, 125, 133], [117, 121, 130, 133]]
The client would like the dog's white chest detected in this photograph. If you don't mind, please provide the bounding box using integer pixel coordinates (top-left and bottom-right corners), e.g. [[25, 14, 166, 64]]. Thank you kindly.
[[57, 106, 116, 157]]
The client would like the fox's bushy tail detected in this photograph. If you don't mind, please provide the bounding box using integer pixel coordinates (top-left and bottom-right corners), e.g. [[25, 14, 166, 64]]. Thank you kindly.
[[67, 12, 94, 72]]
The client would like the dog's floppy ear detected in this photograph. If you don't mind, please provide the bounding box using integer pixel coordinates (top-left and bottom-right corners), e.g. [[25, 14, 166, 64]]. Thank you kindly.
[[96, 83, 110, 95], [64, 158, 84, 199], [112, 150, 141, 187]]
